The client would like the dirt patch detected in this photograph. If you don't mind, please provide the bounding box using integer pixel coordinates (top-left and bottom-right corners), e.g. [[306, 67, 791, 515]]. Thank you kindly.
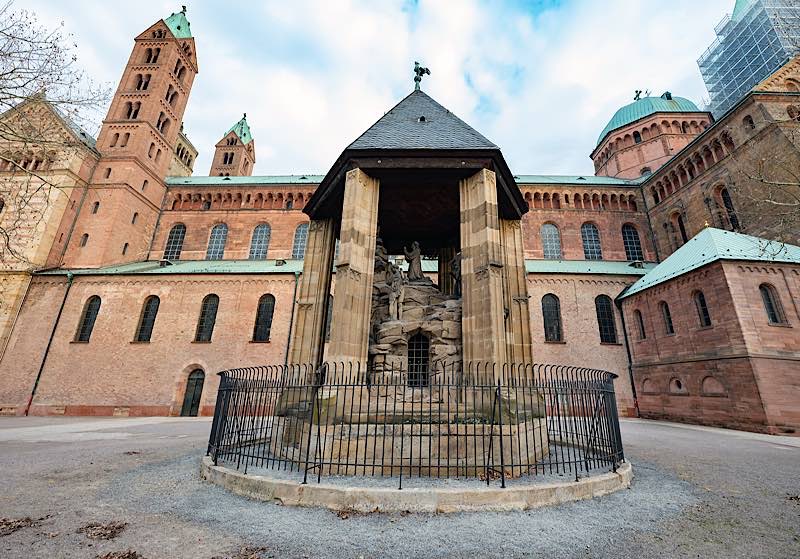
[[78, 521, 128, 540], [96, 551, 145, 559], [0, 516, 47, 537], [212, 546, 272, 559]]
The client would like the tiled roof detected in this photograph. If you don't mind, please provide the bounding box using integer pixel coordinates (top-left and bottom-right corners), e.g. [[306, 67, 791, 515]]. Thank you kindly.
[[164, 10, 192, 39], [347, 90, 498, 151], [514, 175, 641, 186], [165, 175, 323, 186], [227, 115, 253, 144], [619, 228, 800, 299]]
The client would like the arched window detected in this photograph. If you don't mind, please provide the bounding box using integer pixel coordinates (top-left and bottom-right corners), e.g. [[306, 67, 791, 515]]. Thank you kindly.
[[660, 301, 674, 334], [195, 294, 219, 342], [541, 294, 563, 342], [135, 295, 160, 342], [622, 224, 643, 261], [75, 296, 101, 342], [252, 294, 275, 342], [594, 295, 617, 344], [742, 115, 755, 131], [249, 224, 271, 260], [292, 223, 309, 259], [164, 224, 186, 260], [580, 223, 602, 260], [759, 284, 787, 325], [180, 370, 204, 417], [407, 332, 430, 387], [540, 223, 562, 259], [693, 291, 712, 327], [80, 233, 89, 247], [676, 214, 689, 243], [720, 188, 739, 231], [131, 212, 138, 225], [92, 201, 100, 214], [633, 131, 642, 144], [206, 223, 228, 260], [640, 167, 652, 177], [122, 242, 129, 255], [633, 309, 646, 339]]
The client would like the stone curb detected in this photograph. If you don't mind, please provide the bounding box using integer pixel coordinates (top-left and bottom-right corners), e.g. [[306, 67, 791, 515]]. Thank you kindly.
[[200, 456, 633, 513]]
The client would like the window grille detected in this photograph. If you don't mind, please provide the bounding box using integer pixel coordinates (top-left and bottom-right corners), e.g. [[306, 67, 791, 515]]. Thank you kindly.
[[76, 296, 101, 342], [541, 223, 562, 259], [252, 294, 275, 342], [249, 224, 271, 260], [206, 224, 228, 260], [195, 294, 219, 342], [292, 223, 309, 259], [164, 224, 186, 260], [594, 295, 617, 343], [135, 296, 160, 342], [581, 223, 603, 260], [542, 294, 563, 342], [622, 224, 643, 261]]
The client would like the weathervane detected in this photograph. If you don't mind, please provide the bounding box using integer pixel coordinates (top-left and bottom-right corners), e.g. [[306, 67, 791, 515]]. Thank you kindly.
[[414, 61, 430, 91]]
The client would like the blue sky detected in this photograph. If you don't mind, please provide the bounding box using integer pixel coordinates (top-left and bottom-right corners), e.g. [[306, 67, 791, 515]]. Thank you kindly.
[[28, 0, 733, 176]]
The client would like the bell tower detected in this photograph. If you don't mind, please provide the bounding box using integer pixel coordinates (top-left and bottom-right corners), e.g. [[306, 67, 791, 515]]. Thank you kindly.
[[209, 114, 256, 176], [61, 8, 198, 268]]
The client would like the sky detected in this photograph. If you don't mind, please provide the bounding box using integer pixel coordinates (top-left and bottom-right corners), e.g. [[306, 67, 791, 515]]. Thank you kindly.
[[26, 0, 734, 176]]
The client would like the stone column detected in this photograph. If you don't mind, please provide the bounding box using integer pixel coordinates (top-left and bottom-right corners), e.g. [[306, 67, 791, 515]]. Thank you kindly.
[[287, 218, 336, 367], [327, 168, 380, 365], [501, 219, 533, 364], [459, 168, 507, 365]]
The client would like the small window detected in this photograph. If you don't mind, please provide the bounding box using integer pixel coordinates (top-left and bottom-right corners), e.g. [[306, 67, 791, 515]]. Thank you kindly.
[[135, 295, 160, 342], [164, 223, 186, 260], [742, 115, 755, 131], [541, 223, 562, 259], [142, 179, 149, 191], [104, 168, 111, 179], [594, 295, 617, 344], [195, 294, 219, 342], [676, 214, 689, 243], [92, 201, 100, 214], [131, 212, 138, 225], [80, 233, 89, 247], [622, 224, 643, 261], [660, 301, 674, 334], [110, 133, 119, 147], [292, 223, 309, 259], [693, 291, 712, 327], [669, 378, 686, 394], [759, 284, 787, 325], [720, 188, 740, 231], [122, 242, 128, 255], [633, 131, 642, 144], [640, 167, 652, 177], [581, 223, 603, 260], [249, 224, 271, 260], [407, 332, 430, 387], [634, 309, 646, 340], [252, 294, 275, 342], [542, 294, 563, 342], [75, 296, 101, 342], [206, 223, 228, 260]]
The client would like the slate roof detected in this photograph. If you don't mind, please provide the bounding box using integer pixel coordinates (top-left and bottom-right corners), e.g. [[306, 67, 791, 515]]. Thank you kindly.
[[347, 90, 498, 151], [619, 228, 800, 299]]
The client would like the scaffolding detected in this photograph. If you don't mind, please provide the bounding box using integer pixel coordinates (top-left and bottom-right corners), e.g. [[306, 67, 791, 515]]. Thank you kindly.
[[698, 0, 800, 117]]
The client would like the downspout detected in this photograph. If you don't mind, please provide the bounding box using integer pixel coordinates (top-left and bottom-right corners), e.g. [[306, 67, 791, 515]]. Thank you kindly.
[[615, 295, 639, 418], [283, 270, 300, 366], [25, 271, 74, 416]]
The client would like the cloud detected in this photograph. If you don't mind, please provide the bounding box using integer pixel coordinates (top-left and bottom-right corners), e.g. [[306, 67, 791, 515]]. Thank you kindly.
[[24, 0, 732, 175]]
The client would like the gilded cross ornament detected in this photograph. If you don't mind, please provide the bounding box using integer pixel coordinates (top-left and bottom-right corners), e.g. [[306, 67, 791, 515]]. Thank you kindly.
[[414, 61, 430, 91]]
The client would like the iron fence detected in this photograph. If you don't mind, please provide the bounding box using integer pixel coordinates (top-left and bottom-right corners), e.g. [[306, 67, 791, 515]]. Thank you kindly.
[[206, 361, 624, 488]]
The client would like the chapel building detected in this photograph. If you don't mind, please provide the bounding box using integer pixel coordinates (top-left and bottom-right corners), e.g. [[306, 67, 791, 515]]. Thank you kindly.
[[0, 8, 797, 434]]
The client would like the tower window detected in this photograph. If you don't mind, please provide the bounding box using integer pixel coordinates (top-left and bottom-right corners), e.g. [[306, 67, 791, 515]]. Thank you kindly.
[[660, 301, 674, 334], [622, 224, 643, 261], [759, 284, 787, 325], [693, 291, 712, 327], [142, 179, 148, 191], [110, 133, 119, 147], [164, 223, 186, 260], [206, 223, 228, 260], [407, 332, 430, 387], [634, 309, 646, 340], [122, 242, 129, 255], [542, 294, 563, 342], [742, 115, 755, 131], [92, 201, 100, 214], [540, 223, 562, 259], [292, 223, 308, 259], [80, 233, 89, 247], [195, 294, 219, 342], [676, 214, 689, 243], [594, 295, 617, 344], [135, 295, 160, 342], [75, 296, 101, 342], [633, 131, 642, 144], [104, 167, 111, 179], [720, 188, 740, 231], [131, 212, 138, 225], [581, 222, 603, 260], [121, 133, 130, 147], [249, 224, 271, 260], [252, 294, 276, 342]]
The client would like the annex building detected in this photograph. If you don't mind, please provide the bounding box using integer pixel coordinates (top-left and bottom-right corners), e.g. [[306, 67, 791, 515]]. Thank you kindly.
[[0, 8, 798, 434]]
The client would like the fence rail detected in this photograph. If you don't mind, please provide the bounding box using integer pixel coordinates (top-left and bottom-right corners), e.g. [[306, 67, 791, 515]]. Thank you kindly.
[[206, 361, 624, 488]]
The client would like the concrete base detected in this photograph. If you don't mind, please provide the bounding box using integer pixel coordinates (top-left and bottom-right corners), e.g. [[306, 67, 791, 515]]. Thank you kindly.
[[199, 456, 633, 513]]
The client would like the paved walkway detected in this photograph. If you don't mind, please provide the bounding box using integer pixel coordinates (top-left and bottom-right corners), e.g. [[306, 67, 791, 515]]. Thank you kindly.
[[0, 416, 797, 558]]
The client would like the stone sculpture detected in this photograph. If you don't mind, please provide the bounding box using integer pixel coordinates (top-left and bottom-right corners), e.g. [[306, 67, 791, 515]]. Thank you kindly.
[[388, 263, 404, 321], [450, 251, 462, 297], [404, 241, 424, 282]]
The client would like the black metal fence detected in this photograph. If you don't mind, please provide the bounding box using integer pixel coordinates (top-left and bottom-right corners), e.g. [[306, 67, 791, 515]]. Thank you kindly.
[[206, 362, 624, 488]]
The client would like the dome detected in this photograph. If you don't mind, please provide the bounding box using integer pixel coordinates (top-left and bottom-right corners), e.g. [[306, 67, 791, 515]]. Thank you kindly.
[[596, 92, 704, 146]]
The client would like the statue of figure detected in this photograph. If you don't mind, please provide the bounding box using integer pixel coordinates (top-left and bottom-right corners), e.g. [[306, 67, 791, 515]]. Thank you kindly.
[[388, 263, 404, 321], [404, 241, 424, 282], [450, 251, 462, 297]]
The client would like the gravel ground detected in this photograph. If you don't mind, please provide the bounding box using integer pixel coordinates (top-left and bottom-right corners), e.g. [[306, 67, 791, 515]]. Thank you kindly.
[[0, 416, 798, 558]]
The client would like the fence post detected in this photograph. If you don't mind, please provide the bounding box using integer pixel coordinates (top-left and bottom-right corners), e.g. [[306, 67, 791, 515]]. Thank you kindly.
[[497, 379, 506, 489], [302, 363, 324, 485]]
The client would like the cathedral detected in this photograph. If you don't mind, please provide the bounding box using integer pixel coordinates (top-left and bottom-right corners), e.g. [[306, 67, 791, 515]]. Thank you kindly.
[[0, 8, 798, 435]]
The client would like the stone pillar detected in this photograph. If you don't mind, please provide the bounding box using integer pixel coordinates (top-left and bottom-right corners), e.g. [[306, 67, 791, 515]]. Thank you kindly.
[[438, 247, 456, 295], [327, 168, 380, 365], [287, 218, 336, 367], [459, 168, 507, 365], [501, 219, 533, 364]]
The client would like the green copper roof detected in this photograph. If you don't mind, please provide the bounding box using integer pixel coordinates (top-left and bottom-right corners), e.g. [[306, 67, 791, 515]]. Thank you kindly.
[[619, 228, 800, 299], [164, 9, 192, 39], [526, 260, 655, 276], [731, 0, 755, 21], [165, 175, 323, 186], [597, 92, 704, 146], [227, 115, 253, 144], [514, 175, 641, 186]]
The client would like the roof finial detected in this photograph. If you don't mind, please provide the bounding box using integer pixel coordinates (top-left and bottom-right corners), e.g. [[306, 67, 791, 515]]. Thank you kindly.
[[634, 90, 642, 101], [181, 5, 186, 13], [243, 112, 246, 119], [413, 61, 431, 91]]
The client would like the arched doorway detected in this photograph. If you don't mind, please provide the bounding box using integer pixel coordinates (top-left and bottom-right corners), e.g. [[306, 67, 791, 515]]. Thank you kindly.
[[180, 369, 205, 417]]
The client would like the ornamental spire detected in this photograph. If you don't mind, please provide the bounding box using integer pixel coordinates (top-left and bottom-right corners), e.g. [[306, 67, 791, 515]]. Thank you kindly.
[[413, 61, 430, 91]]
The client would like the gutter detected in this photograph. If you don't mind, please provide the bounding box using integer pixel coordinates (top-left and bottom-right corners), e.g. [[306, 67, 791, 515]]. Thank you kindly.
[[25, 271, 74, 416], [283, 271, 300, 366], [615, 292, 639, 418]]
